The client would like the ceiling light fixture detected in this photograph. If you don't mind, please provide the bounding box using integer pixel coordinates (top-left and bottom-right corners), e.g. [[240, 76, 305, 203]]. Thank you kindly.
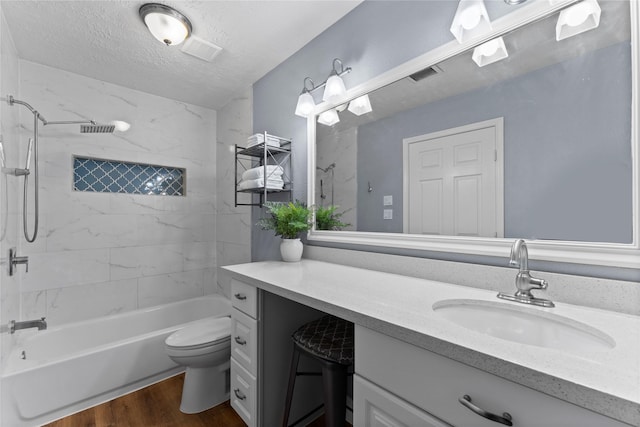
[[450, 0, 492, 43], [472, 37, 509, 67], [110, 120, 131, 132], [556, 0, 601, 41], [139, 3, 192, 46], [347, 95, 373, 116], [294, 58, 352, 118]]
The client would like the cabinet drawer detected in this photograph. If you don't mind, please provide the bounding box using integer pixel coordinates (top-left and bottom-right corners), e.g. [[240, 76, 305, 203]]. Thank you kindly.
[[230, 358, 257, 427], [231, 307, 258, 376], [355, 374, 453, 427], [231, 278, 258, 318], [355, 326, 629, 427]]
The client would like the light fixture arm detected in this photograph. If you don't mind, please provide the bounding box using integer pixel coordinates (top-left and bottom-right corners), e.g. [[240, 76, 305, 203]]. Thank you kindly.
[[302, 58, 352, 96]]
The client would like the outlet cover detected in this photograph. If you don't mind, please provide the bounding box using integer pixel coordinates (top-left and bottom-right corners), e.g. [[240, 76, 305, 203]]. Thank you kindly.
[[383, 209, 393, 220], [383, 195, 393, 206]]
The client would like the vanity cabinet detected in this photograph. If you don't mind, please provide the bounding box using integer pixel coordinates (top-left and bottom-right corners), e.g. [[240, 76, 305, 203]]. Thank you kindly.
[[230, 278, 260, 427], [355, 325, 630, 427]]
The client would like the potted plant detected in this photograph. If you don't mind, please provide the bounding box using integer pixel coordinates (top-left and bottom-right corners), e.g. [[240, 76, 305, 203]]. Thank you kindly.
[[258, 201, 312, 262], [315, 205, 349, 231]]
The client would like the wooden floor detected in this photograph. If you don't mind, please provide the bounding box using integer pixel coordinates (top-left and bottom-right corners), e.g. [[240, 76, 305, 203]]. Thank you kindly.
[[44, 374, 348, 427], [44, 374, 245, 427]]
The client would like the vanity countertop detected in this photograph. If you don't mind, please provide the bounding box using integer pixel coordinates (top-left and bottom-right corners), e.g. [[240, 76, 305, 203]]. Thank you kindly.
[[223, 259, 640, 425]]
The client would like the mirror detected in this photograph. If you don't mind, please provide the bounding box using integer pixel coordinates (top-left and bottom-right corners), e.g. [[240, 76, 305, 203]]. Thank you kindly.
[[312, 1, 635, 255]]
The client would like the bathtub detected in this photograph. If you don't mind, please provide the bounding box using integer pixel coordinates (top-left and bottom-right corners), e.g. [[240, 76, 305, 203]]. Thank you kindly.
[[1, 294, 231, 427]]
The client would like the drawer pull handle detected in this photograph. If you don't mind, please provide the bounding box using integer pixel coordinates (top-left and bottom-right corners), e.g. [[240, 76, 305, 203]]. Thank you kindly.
[[234, 293, 247, 301], [459, 395, 513, 426], [234, 388, 247, 400], [234, 336, 247, 345]]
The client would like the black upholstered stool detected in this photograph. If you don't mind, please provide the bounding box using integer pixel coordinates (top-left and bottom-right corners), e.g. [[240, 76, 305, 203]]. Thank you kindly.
[[282, 315, 354, 427]]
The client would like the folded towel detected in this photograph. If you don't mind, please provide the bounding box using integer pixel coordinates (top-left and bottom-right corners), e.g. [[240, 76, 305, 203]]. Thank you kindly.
[[238, 177, 284, 191], [247, 133, 280, 148], [241, 165, 284, 181]]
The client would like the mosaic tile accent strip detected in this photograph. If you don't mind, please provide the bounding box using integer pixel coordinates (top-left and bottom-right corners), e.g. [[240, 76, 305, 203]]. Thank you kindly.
[[73, 157, 185, 196]]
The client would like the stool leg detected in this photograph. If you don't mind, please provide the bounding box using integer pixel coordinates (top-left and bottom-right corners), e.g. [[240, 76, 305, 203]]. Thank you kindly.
[[321, 362, 348, 427], [282, 344, 301, 427]]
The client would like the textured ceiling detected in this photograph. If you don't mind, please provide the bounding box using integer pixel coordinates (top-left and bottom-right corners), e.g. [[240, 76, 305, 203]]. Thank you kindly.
[[2, 0, 362, 110]]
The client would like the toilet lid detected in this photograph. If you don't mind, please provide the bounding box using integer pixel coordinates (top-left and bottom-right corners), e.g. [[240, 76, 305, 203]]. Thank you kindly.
[[165, 316, 231, 349]]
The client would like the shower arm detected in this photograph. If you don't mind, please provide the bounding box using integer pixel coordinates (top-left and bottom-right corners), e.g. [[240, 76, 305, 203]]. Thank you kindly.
[[8, 96, 95, 126]]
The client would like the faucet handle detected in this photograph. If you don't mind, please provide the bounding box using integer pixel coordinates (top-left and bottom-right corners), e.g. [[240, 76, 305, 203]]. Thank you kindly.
[[529, 277, 548, 290]]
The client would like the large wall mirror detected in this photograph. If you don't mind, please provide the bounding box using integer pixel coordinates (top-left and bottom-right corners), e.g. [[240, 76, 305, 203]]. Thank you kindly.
[[307, 0, 639, 268]]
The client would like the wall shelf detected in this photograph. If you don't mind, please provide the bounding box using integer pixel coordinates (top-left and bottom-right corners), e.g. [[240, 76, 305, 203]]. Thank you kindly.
[[235, 132, 292, 207]]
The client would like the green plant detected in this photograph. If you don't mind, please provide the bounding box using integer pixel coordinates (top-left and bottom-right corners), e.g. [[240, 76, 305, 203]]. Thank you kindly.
[[258, 201, 312, 239], [315, 205, 349, 231]]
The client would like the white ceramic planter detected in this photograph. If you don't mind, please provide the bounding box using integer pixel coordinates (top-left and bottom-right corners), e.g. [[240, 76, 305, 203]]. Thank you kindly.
[[280, 238, 303, 262]]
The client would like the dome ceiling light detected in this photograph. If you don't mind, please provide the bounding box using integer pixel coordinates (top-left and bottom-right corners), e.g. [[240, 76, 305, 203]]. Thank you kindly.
[[139, 3, 193, 46]]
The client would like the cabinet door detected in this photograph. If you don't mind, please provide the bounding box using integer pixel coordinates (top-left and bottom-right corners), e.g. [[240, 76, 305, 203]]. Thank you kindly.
[[355, 375, 453, 427], [231, 358, 257, 427], [231, 307, 258, 376]]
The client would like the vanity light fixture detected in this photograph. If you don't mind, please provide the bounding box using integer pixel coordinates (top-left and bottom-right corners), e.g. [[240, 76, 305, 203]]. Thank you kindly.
[[139, 3, 192, 46], [294, 58, 352, 118], [347, 94, 373, 116], [555, 0, 601, 41], [450, 0, 492, 44], [323, 59, 349, 103], [317, 109, 340, 127], [472, 37, 509, 67], [295, 78, 317, 118]]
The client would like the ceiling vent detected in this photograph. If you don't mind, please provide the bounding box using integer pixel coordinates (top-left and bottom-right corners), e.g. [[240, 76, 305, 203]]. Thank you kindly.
[[409, 65, 443, 82], [180, 35, 223, 62]]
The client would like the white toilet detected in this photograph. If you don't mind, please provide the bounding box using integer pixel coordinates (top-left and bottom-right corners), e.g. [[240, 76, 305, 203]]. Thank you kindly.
[[165, 316, 232, 414]]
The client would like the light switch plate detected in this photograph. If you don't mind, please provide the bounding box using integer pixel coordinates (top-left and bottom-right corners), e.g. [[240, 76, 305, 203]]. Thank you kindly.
[[383, 195, 393, 206], [383, 209, 393, 220]]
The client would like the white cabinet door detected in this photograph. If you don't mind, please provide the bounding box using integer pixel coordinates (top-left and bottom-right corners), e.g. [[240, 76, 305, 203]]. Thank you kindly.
[[355, 375, 453, 427], [231, 307, 258, 376]]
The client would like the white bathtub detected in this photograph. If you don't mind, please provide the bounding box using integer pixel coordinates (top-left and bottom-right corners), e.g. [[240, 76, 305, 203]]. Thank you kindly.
[[1, 294, 231, 427]]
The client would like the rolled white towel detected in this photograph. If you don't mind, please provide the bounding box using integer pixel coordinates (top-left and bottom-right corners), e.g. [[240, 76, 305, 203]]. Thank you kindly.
[[238, 177, 284, 191], [241, 165, 284, 181]]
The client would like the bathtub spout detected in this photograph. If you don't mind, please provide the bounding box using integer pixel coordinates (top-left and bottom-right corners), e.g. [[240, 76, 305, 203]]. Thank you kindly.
[[10, 317, 47, 334]]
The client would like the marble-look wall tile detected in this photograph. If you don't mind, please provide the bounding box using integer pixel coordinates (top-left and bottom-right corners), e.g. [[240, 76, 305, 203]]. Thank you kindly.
[[216, 87, 253, 298], [1, 4, 23, 363], [44, 279, 138, 325], [110, 244, 183, 280], [21, 249, 110, 292], [138, 270, 204, 308], [13, 60, 218, 325]]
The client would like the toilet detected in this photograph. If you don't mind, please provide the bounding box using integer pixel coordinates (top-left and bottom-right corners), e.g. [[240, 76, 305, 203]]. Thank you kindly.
[[165, 316, 232, 414]]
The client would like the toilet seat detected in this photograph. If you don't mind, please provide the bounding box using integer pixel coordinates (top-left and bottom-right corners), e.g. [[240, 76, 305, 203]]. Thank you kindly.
[[165, 316, 231, 351]]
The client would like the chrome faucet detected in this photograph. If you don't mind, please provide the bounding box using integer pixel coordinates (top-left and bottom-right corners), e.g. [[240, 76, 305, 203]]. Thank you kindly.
[[10, 317, 47, 334], [497, 239, 554, 307]]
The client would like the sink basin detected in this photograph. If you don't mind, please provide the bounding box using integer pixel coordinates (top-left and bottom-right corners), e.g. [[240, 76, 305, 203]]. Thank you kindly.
[[432, 299, 615, 354]]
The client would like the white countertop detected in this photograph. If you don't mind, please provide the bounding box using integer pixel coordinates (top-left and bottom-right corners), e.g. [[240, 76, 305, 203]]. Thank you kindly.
[[223, 259, 640, 425]]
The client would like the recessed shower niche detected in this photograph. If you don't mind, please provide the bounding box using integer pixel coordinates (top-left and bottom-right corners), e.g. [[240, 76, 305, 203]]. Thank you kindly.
[[73, 156, 186, 196]]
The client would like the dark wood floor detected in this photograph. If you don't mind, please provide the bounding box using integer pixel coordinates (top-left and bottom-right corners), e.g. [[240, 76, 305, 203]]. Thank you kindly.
[[44, 374, 348, 427]]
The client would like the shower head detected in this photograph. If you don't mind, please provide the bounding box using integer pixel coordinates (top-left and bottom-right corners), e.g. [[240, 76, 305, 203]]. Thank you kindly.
[[80, 124, 115, 134]]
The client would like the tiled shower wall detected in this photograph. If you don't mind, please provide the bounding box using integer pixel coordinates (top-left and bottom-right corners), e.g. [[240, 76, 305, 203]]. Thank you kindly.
[[1, 5, 23, 364], [18, 60, 217, 325], [216, 87, 252, 297]]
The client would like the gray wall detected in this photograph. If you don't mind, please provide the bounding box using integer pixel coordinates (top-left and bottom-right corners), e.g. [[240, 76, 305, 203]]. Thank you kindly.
[[252, 1, 637, 281], [357, 41, 632, 243]]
